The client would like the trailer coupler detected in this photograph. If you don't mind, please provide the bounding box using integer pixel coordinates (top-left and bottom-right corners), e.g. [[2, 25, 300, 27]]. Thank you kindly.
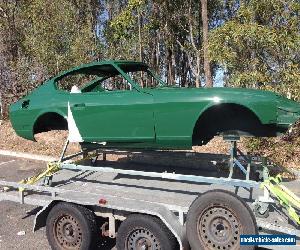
[[260, 175, 300, 225]]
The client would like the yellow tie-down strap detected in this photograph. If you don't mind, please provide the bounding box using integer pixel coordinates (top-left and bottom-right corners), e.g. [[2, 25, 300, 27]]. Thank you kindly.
[[19, 162, 60, 191], [261, 175, 300, 225]]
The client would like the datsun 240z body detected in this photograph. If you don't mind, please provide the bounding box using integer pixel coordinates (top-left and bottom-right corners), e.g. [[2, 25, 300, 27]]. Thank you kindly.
[[9, 60, 300, 149]]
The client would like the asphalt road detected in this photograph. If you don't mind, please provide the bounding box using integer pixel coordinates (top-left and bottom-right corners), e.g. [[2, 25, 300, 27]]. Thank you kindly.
[[0, 156, 115, 250], [0, 154, 298, 250], [0, 156, 51, 250]]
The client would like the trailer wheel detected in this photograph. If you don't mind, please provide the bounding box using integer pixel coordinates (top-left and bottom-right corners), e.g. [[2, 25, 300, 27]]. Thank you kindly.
[[187, 189, 257, 250], [46, 202, 97, 250], [116, 214, 177, 250]]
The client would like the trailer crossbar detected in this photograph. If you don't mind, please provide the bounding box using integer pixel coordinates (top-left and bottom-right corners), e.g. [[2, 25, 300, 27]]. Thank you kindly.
[[60, 162, 260, 188]]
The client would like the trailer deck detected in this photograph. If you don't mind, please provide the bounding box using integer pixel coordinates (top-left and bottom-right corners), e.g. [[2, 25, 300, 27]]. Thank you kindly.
[[0, 142, 300, 249]]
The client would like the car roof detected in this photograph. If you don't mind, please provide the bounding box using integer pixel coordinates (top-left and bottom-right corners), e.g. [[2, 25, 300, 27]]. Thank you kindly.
[[54, 60, 149, 80]]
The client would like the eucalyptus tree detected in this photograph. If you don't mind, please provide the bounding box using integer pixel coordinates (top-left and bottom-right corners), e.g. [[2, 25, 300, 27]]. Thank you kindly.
[[0, 0, 101, 117], [210, 0, 300, 100], [201, 0, 213, 87]]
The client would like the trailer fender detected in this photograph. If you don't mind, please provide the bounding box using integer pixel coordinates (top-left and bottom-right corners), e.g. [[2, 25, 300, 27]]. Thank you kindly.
[[33, 201, 58, 232]]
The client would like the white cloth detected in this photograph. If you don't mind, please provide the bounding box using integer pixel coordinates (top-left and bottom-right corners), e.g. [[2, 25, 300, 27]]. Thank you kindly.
[[70, 85, 81, 93]]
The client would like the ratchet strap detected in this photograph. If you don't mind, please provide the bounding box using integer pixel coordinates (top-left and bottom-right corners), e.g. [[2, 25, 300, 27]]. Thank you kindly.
[[18, 162, 60, 191], [261, 175, 300, 225]]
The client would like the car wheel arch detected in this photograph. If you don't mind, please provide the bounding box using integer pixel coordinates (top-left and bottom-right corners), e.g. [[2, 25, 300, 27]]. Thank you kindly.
[[191, 102, 265, 145], [33, 111, 68, 136]]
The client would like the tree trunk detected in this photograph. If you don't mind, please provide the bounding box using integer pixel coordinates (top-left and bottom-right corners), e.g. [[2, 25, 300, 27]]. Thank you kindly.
[[195, 55, 201, 88], [138, 10, 143, 62], [167, 47, 173, 85], [181, 53, 188, 87], [195, 78, 200, 88], [201, 0, 213, 87], [156, 31, 160, 72], [171, 43, 175, 84], [138, 10, 144, 87], [107, 1, 113, 21]]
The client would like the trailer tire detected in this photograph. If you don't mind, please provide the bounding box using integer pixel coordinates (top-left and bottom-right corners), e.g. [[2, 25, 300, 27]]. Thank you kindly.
[[46, 202, 97, 250], [116, 214, 178, 250], [187, 189, 257, 250]]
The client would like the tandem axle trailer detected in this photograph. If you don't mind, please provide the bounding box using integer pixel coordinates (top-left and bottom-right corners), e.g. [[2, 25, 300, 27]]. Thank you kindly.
[[0, 139, 299, 250]]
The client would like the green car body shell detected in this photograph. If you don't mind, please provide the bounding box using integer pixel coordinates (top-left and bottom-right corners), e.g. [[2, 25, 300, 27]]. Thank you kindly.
[[9, 61, 300, 150]]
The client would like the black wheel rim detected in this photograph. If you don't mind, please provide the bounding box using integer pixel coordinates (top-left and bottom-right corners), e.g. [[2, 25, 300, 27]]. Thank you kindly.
[[53, 214, 83, 249], [197, 205, 241, 250], [126, 227, 161, 250]]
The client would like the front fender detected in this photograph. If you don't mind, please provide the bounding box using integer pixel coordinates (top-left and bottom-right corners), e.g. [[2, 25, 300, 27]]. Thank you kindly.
[[197, 100, 277, 126]]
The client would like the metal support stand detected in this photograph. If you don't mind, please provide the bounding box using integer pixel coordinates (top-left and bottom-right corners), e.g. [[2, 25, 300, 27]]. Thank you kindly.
[[59, 139, 70, 162], [246, 152, 251, 180], [41, 137, 273, 195], [228, 139, 237, 179], [54, 139, 259, 189], [223, 135, 251, 180], [103, 152, 107, 161], [261, 157, 269, 181]]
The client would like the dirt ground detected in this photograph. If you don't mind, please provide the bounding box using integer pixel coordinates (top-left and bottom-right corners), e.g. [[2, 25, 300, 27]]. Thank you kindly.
[[0, 121, 80, 157]]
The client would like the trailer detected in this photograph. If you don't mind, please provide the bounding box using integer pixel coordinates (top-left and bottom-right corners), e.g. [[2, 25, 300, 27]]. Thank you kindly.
[[0, 137, 299, 250]]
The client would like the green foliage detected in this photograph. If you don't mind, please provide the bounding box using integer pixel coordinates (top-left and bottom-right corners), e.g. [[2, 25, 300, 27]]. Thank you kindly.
[[1, 0, 299, 96], [208, 0, 300, 167], [110, 0, 145, 39], [209, 0, 300, 101], [105, 0, 147, 62], [0, 0, 99, 116], [20, 0, 97, 75]]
